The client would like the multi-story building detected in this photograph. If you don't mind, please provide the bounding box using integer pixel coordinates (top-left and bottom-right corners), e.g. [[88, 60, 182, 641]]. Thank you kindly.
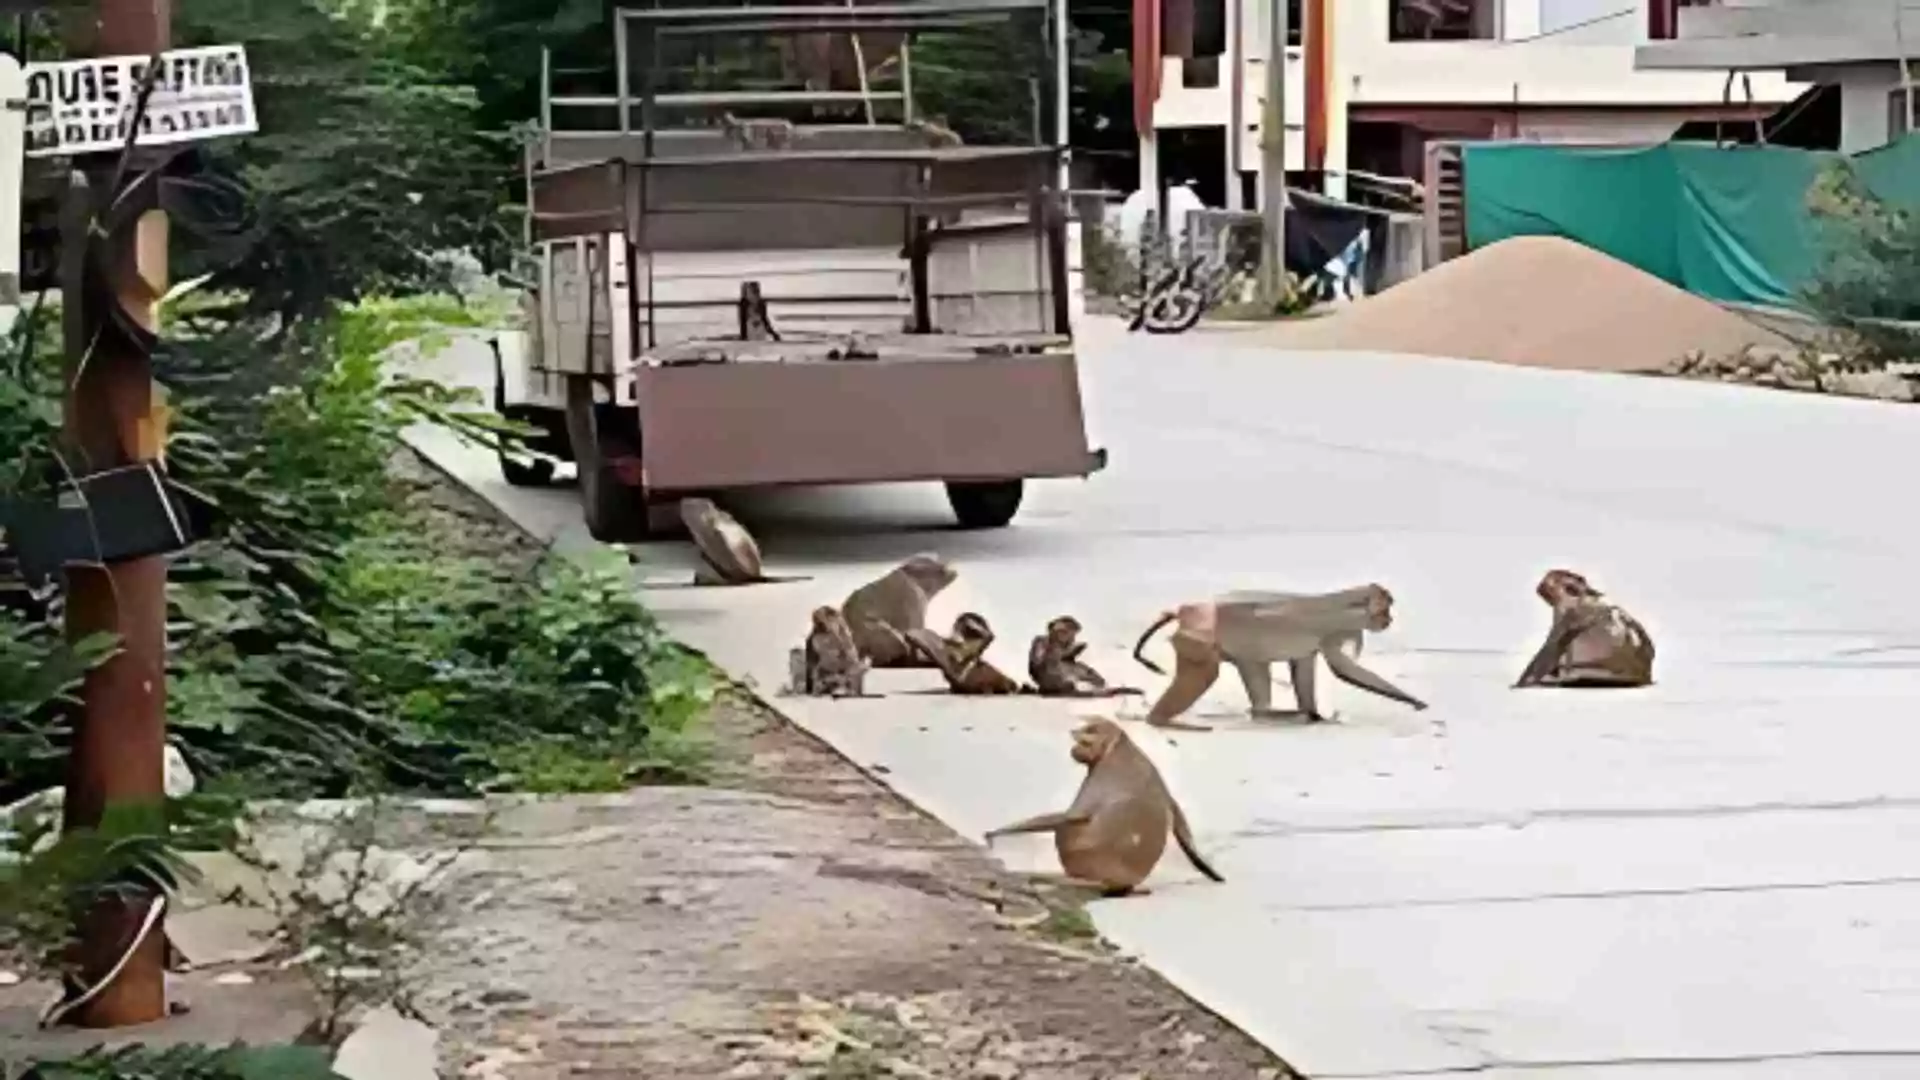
[[1635, 0, 1920, 153], [1134, 0, 1804, 206]]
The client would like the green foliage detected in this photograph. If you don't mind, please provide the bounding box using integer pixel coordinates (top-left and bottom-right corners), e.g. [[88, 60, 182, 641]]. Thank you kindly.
[[0, 618, 117, 805], [0, 802, 197, 982], [327, 545, 716, 792], [1, 293, 711, 802], [0, 299, 63, 499], [1803, 162, 1920, 364], [172, 0, 513, 323], [14, 1042, 342, 1080]]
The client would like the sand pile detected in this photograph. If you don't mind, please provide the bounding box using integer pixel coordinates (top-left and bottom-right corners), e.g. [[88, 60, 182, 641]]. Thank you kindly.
[[1255, 235, 1797, 373]]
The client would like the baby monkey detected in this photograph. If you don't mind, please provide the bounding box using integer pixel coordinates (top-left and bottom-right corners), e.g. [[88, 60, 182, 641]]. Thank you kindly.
[[908, 612, 1031, 695], [1028, 615, 1143, 698], [1514, 569, 1655, 689], [736, 281, 780, 343], [720, 112, 796, 151], [789, 605, 880, 698]]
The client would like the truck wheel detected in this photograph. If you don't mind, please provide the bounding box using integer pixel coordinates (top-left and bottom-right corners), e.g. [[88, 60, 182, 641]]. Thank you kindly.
[[564, 377, 650, 543], [498, 406, 558, 488], [946, 480, 1024, 529]]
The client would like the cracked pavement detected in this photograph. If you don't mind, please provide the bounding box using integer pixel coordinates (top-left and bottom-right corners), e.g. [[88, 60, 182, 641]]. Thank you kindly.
[[409, 320, 1920, 1078]]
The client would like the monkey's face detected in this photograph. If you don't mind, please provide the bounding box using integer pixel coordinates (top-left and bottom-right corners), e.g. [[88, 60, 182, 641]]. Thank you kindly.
[[954, 612, 992, 643], [902, 553, 956, 594], [1069, 720, 1117, 765], [1363, 586, 1394, 632], [811, 606, 845, 633], [1537, 570, 1593, 606], [1047, 616, 1081, 646]]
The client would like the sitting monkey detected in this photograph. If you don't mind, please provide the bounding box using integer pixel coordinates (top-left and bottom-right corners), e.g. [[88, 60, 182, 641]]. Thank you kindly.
[[908, 612, 1031, 695], [985, 717, 1224, 896], [1514, 569, 1655, 689], [789, 606, 878, 698], [1029, 615, 1142, 698], [841, 554, 957, 668]]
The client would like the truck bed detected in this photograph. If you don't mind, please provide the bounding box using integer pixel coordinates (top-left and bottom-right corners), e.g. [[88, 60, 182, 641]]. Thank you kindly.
[[626, 334, 1103, 492]]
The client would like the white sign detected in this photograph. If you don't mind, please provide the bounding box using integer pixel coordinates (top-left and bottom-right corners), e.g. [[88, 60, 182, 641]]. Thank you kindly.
[[0, 54, 22, 305], [23, 44, 257, 159]]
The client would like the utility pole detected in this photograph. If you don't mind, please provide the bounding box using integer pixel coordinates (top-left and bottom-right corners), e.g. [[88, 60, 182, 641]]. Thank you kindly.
[[1256, 0, 1288, 305], [57, 0, 173, 1028]]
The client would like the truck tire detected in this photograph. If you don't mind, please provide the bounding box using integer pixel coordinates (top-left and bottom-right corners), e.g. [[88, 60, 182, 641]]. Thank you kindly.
[[945, 480, 1024, 529], [497, 405, 558, 488], [564, 376, 650, 543]]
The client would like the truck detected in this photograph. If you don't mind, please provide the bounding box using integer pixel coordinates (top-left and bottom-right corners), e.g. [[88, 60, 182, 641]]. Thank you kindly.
[[495, 0, 1106, 541]]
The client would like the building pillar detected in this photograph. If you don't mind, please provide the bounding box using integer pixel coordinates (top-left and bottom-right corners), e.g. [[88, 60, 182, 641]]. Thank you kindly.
[[1138, 128, 1160, 205]]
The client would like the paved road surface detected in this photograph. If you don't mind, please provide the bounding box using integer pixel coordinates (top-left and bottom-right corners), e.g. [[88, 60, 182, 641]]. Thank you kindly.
[[409, 323, 1920, 1079]]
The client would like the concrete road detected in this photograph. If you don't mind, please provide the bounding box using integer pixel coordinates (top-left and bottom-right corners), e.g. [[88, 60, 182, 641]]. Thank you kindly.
[[409, 323, 1920, 1079]]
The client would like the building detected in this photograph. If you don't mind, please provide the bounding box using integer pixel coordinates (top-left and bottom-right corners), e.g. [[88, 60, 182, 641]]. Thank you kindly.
[[1635, 0, 1920, 153], [1133, 0, 1805, 207]]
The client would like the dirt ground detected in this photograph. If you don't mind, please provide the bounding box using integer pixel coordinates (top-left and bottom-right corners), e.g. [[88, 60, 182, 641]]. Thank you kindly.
[[424, 698, 1292, 1080], [397, 453, 1293, 1080]]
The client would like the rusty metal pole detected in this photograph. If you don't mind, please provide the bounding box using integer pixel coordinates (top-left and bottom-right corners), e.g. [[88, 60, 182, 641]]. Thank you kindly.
[[58, 0, 173, 1029]]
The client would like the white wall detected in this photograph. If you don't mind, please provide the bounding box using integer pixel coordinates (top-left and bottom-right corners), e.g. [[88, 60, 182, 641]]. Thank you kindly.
[[1148, 0, 1807, 202], [1537, 0, 1629, 36], [1816, 62, 1912, 153], [1152, 51, 1306, 173], [1331, 1, 1803, 106]]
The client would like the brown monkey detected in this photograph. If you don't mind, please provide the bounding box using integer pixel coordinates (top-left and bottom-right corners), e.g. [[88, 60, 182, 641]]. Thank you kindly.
[[906, 117, 963, 149], [720, 112, 796, 151], [984, 717, 1224, 896], [907, 612, 1032, 695], [1131, 585, 1428, 732], [1029, 615, 1143, 698], [841, 553, 958, 668], [1515, 569, 1655, 689], [737, 281, 780, 343], [789, 606, 880, 698], [680, 497, 810, 586]]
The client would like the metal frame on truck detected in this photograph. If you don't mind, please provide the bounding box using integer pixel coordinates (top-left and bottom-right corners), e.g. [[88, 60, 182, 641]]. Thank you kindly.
[[501, 0, 1106, 540]]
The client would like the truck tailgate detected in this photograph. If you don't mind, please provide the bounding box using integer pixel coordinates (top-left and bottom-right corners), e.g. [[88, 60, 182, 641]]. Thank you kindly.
[[633, 353, 1101, 492]]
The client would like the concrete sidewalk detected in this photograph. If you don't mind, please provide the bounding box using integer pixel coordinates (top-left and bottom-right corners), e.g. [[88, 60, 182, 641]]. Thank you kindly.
[[409, 330, 1920, 1079]]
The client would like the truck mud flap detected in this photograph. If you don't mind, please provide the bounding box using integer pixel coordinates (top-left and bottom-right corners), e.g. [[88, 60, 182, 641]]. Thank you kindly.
[[633, 353, 1102, 492]]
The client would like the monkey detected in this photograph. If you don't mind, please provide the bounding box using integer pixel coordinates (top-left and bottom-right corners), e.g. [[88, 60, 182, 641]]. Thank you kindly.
[[1514, 569, 1655, 689], [1028, 615, 1144, 698], [840, 553, 958, 668], [788, 605, 881, 698], [737, 281, 781, 343], [1130, 585, 1429, 732], [720, 111, 797, 151], [984, 717, 1224, 897], [906, 117, 963, 149], [906, 612, 1033, 695], [679, 497, 810, 586]]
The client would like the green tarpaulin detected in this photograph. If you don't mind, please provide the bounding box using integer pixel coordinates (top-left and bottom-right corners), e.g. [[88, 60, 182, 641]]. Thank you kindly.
[[1460, 134, 1920, 308]]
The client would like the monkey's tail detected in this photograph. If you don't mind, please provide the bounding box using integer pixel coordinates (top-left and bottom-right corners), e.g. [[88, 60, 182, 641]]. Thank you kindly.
[[1170, 802, 1226, 883], [1131, 611, 1178, 676]]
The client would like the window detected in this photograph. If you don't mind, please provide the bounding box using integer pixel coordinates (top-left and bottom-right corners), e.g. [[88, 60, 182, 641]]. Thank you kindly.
[[1163, 0, 1229, 59], [1649, 0, 1716, 42], [1890, 85, 1915, 140], [1183, 55, 1222, 88], [1389, 0, 1497, 42]]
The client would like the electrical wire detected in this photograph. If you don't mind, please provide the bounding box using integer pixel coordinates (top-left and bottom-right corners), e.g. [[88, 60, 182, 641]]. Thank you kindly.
[[1498, 6, 1635, 45]]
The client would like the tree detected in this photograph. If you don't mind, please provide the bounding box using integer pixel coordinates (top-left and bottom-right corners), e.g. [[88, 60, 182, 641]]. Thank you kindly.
[[171, 0, 513, 325], [1803, 162, 1920, 364]]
